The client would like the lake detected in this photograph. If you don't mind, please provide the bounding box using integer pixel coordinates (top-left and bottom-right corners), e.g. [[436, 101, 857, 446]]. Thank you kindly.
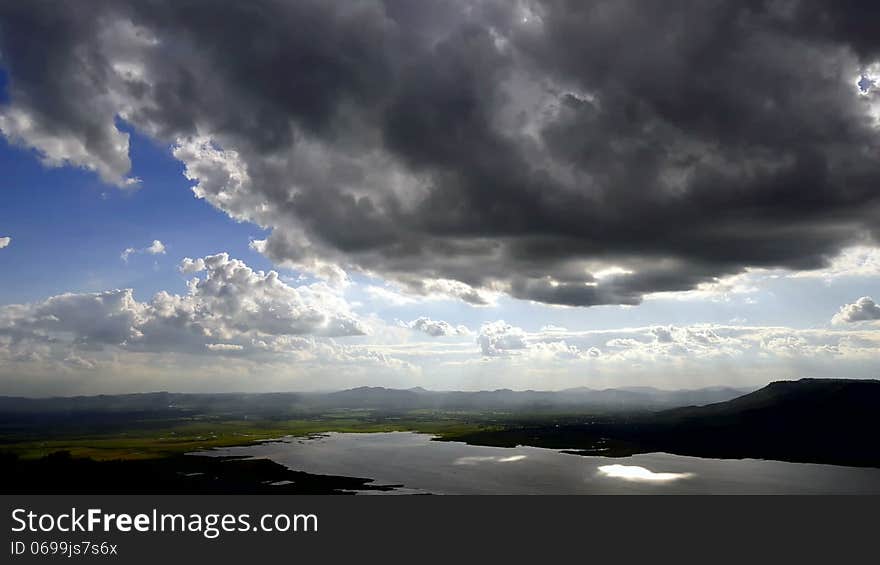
[[196, 431, 880, 494]]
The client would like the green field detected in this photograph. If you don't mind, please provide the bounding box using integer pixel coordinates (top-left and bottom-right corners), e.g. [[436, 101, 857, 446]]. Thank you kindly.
[[0, 412, 509, 461], [0, 409, 586, 494]]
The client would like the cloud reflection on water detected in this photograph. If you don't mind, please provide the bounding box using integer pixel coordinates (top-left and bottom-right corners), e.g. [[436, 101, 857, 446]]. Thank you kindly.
[[598, 464, 694, 482], [454, 455, 527, 465]]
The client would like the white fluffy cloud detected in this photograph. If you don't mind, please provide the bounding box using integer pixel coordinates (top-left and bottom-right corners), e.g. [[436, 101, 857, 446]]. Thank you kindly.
[[0, 253, 367, 363], [0, 253, 430, 394], [174, 253, 365, 338], [833, 297, 880, 325], [0, 237, 10, 249], [0, 107, 138, 188], [407, 317, 470, 337], [476, 321, 599, 360], [121, 239, 166, 262], [173, 137, 257, 224], [179, 256, 206, 274], [477, 321, 529, 356], [146, 240, 166, 254], [250, 239, 350, 288]]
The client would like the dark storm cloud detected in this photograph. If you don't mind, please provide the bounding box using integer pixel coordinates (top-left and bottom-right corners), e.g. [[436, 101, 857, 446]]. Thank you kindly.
[[2, 0, 880, 305]]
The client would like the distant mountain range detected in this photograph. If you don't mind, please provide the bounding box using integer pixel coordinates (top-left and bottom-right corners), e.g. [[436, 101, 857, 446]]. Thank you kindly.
[[0, 384, 749, 416]]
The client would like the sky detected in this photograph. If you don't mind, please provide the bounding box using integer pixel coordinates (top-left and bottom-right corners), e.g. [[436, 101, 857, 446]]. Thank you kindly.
[[1, 0, 880, 396]]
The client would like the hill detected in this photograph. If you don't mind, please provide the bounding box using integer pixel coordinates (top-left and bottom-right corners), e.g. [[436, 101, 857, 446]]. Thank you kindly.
[[635, 378, 880, 466], [448, 378, 880, 467]]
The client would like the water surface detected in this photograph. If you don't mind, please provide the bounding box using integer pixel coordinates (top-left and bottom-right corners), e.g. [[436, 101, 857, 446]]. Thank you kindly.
[[198, 431, 880, 494]]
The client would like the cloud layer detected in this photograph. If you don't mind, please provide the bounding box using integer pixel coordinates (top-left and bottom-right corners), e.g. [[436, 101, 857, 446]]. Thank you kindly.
[[463, 320, 880, 365], [2, 1, 879, 307]]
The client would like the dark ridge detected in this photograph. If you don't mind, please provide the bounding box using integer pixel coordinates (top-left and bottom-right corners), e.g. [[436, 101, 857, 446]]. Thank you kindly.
[[447, 378, 880, 468], [0, 451, 400, 495]]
